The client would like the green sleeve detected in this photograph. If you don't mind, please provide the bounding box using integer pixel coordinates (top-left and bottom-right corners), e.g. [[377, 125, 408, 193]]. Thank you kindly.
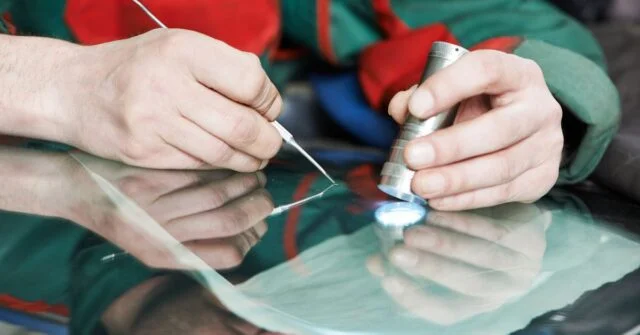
[[0, 0, 10, 33], [280, 0, 620, 183]]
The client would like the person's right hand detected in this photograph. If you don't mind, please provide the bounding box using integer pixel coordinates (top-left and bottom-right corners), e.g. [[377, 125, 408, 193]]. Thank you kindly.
[[58, 29, 283, 171]]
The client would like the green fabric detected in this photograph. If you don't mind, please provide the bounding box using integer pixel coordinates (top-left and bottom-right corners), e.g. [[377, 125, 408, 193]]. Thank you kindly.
[[514, 40, 620, 183], [8, 0, 74, 40], [0, 213, 88, 305], [391, 0, 605, 67], [0, 0, 9, 33], [70, 242, 157, 335]]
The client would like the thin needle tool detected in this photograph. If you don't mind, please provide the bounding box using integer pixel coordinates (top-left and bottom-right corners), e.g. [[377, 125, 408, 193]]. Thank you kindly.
[[132, 0, 335, 184]]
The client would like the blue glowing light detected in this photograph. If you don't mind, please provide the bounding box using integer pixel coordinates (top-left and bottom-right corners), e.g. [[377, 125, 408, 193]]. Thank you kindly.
[[374, 202, 426, 227]]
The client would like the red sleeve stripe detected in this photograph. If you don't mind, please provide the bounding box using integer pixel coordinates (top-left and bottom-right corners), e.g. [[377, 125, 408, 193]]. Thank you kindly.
[[316, 0, 337, 64], [371, 0, 410, 37], [283, 173, 319, 260], [471, 36, 523, 53], [0, 294, 69, 317]]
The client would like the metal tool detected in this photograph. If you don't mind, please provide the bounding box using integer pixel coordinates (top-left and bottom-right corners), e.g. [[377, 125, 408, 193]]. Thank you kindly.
[[132, 0, 335, 184], [378, 42, 468, 204], [270, 183, 336, 216]]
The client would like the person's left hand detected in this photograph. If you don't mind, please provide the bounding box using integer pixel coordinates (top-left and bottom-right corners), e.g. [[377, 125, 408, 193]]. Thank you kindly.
[[368, 203, 549, 325], [388, 50, 564, 210]]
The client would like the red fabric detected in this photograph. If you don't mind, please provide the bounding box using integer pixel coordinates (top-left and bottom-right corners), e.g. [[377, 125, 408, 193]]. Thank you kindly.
[[471, 36, 522, 52], [358, 23, 459, 111], [371, 0, 410, 37], [1, 12, 16, 34], [316, 0, 337, 64], [283, 173, 319, 260], [0, 294, 69, 317], [64, 0, 280, 55], [345, 164, 389, 214], [345, 164, 388, 201]]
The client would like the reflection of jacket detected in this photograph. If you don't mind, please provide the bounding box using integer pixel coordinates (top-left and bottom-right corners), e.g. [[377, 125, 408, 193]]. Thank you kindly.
[[0, 0, 620, 184]]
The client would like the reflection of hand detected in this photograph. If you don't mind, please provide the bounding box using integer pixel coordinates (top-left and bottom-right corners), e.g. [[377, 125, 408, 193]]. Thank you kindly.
[[73, 155, 274, 270], [368, 203, 549, 325], [102, 275, 285, 335]]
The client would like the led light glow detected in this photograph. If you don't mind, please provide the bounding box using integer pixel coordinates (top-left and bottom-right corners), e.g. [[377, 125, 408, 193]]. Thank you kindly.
[[374, 202, 426, 227]]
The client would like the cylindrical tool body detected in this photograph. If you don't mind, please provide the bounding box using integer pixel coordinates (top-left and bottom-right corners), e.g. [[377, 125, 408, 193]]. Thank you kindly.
[[378, 42, 469, 204]]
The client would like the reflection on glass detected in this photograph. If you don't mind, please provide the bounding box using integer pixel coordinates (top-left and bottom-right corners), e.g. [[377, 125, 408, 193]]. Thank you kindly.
[[218, 202, 640, 334], [1, 146, 639, 335]]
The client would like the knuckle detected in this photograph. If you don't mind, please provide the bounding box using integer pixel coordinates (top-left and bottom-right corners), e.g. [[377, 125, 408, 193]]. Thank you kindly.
[[501, 183, 518, 202], [157, 29, 190, 56], [120, 138, 150, 162], [546, 100, 563, 125], [496, 153, 517, 183], [209, 142, 235, 165], [521, 58, 544, 82], [222, 208, 250, 233], [240, 53, 268, 102], [205, 188, 229, 209], [230, 113, 260, 146], [475, 51, 502, 87]]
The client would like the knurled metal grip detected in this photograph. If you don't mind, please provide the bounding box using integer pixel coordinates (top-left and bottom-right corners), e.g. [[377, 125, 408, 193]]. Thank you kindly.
[[378, 42, 469, 204]]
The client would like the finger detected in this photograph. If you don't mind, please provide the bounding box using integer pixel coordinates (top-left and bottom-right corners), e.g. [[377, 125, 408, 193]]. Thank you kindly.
[[180, 32, 283, 120], [388, 246, 533, 299], [408, 50, 541, 119], [426, 211, 511, 243], [411, 129, 562, 198], [115, 171, 203, 202], [148, 172, 266, 221], [428, 161, 559, 211], [381, 276, 502, 325], [427, 208, 548, 260], [159, 116, 263, 172], [184, 223, 267, 269], [402, 225, 534, 271], [181, 84, 282, 160], [165, 188, 274, 241], [388, 85, 417, 124], [404, 102, 544, 170]]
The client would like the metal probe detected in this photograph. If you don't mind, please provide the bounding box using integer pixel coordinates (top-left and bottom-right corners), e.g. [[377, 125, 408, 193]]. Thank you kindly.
[[378, 42, 469, 204], [132, 0, 335, 184]]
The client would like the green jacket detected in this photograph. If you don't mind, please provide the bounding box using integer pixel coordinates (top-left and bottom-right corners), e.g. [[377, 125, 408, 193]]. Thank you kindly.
[[0, 0, 620, 183]]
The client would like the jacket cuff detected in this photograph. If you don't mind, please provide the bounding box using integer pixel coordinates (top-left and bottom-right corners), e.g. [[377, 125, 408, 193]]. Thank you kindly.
[[514, 40, 621, 184]]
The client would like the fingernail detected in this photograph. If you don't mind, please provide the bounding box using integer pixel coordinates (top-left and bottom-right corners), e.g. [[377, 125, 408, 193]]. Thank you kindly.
[[409, 89, 434, 118], [256, 172, 267, 186], [259, 160, 268, 170], [418, 173, 446, 196], [382, 277, 405, 295], [390, 248, 418, 268], [406, 143, 435, 167]]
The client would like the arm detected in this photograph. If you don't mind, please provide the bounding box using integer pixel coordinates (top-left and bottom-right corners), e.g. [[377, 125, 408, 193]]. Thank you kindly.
[[0, 35, 78, 143], [0, 29, 284, 171]]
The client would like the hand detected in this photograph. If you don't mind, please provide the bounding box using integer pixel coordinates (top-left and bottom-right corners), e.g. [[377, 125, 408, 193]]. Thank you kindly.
[[69, 154, 275, 270], [388, 50, 564, 210], [58, 29, 283, 171], [368, 203, 549, 325]]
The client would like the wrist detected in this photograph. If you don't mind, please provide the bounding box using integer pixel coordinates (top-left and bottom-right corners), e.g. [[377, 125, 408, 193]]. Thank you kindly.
[[0, 35, 83, 144]]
